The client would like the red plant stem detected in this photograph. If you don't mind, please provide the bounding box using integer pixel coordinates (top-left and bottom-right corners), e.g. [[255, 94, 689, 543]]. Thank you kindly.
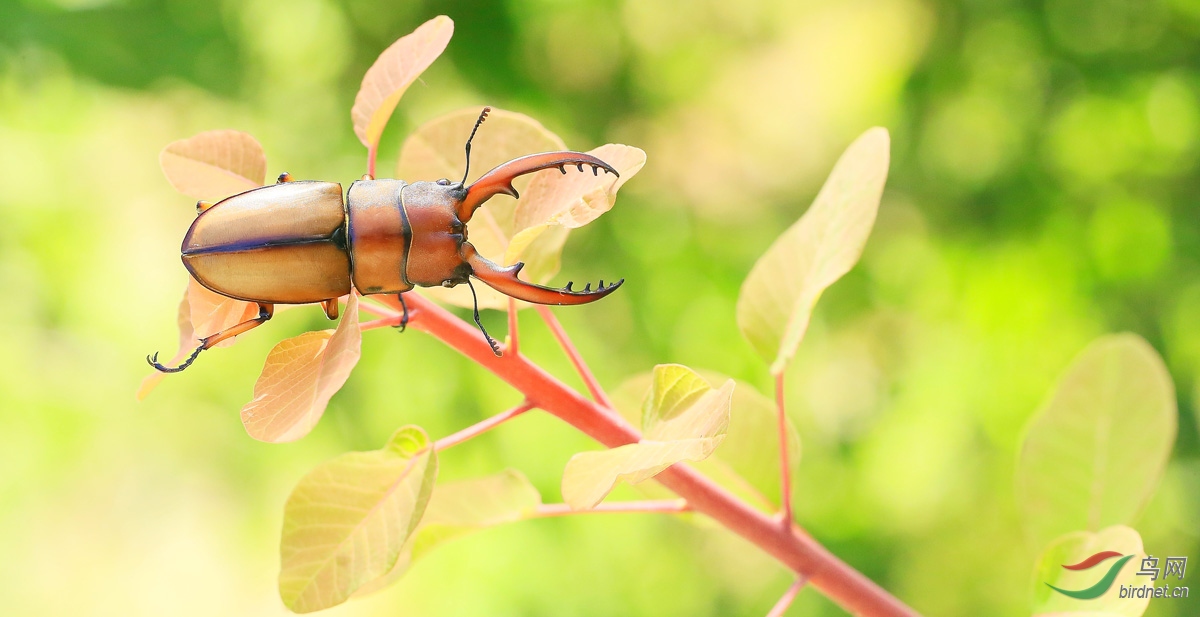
[[358, 300, 397, 318], [774, 371, 793, 527], [507, 298, 520, 355], [434, 401, 535, 451], [367, 143, 378, 179], [360, 316, 405, 331], [766, 578, 806, 617], [534, 305, 615, 410], [383, 293, 918, 617], [534, 500, 690, 518]]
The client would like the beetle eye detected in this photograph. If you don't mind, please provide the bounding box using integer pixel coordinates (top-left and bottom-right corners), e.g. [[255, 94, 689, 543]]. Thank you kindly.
[[436, 178, 451, 186]]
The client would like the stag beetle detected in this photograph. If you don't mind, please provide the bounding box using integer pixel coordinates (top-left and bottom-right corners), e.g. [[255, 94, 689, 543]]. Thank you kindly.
[[149, 108, 622, 372]]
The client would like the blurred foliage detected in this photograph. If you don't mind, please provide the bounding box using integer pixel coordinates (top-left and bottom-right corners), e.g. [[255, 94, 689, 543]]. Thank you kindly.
[[1, 0, 1199, 616]]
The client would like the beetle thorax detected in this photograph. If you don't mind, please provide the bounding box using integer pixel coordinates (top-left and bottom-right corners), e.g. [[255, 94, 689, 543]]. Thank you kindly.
[[400, 181, 472, 288]]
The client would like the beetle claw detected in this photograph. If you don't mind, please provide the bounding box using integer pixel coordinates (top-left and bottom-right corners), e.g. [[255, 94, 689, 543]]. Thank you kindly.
[[147, 344, 205, 373], [459, 151, 619, 222], [464, 244, 623, 306]]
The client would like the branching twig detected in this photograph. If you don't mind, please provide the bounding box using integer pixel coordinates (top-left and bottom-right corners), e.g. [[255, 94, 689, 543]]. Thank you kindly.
[[360, 316, 405, 331], [774, 371, 793, 527], [535, 305, 615, 410], [434, 400, 535, 451], [382, 293, 919, 617], [507, 297, 520, 355], [766, 577, 806, 617]]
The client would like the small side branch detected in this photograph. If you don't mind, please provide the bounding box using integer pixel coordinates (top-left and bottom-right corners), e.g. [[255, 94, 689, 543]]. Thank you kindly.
[[435, 401, 535, 451], [535, 305, 615, 409], [359, 298, 404, 319], [359, 316, 406, 331], [766, 578, 807, 617], [775, 371, 793, 527], [507, 297, 520, 355], [534, 499, 690, 518]]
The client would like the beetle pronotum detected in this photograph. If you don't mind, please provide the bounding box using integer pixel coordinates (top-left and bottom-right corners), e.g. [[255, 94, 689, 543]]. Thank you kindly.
[[149, 108, 622, 372]]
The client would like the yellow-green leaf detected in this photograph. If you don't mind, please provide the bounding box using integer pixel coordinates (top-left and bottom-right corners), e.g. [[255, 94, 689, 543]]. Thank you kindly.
[[611, 371, 801, 513], [737, 127, 890, 374], [1032, 525, 1148, 617], [241, 295, 362, 443], [1017, 334, 1176, 550], [562, 365, 734, 509], [503, 144, 646, 265], [353, 469, 542, 597], [351, 16, 454, 149], [159, 129, 266, 200], [279, 426, 437, 613], [397, 106, 566, 310]]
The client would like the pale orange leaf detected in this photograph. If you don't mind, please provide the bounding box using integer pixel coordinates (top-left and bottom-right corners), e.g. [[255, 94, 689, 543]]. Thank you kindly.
[[186, 278, 259, 347], [352, 15, 454, 149], [138, 280, 257, 398], [160, 130, 266, 200], [241, 295, 363, 443], [505, 144, 646, 265]]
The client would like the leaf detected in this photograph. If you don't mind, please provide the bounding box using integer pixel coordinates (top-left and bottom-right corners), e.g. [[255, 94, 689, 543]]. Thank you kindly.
[[503, 144, 646, 265], [737, 127, 890, 374], [562, 365, 734, 509], [351, 15, 454, 149], [611, 371, 801, 512], [353, 469, 542, 597], [241, 295, 362, 443], [1017, 334, 1176, 550], [159, 129, 266, 200], [137, 279, 257, 398], [1031, 525, 1149, 617], [396, 106, 565, 310], [186, 278, 259, 346], [279, 425, 437, 613]]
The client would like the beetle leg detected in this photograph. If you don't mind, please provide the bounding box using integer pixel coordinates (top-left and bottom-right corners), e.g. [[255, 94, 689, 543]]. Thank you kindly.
[[466, 279, 502, 356], [463, 244, 622, 305], [321, 298, 339, 320], [147, 303, 274, 373], [392, 293, 409, 333]]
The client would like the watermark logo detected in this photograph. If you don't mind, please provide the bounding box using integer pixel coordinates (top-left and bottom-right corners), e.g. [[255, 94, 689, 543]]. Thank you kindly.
[[1047, 551, 1134, 600], [1046, 552, 1189, 601], [1120, 555, 1189, 599]]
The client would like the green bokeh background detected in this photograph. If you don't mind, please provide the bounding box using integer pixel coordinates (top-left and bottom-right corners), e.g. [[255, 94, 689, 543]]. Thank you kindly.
[[1, 0, 1198, 615]]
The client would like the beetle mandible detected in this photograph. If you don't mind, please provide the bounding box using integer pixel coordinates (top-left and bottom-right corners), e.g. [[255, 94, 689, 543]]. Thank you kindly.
[[149, 108, 622, 372]]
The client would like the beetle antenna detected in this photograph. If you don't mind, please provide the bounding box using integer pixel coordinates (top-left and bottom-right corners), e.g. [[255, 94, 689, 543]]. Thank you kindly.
[[466, 278, 501, 356], [462, 106, 491, 185]]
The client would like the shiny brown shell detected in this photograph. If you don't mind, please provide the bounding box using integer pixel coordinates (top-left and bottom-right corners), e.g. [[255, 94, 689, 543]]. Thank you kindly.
[[181, 181, 352, 304]]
